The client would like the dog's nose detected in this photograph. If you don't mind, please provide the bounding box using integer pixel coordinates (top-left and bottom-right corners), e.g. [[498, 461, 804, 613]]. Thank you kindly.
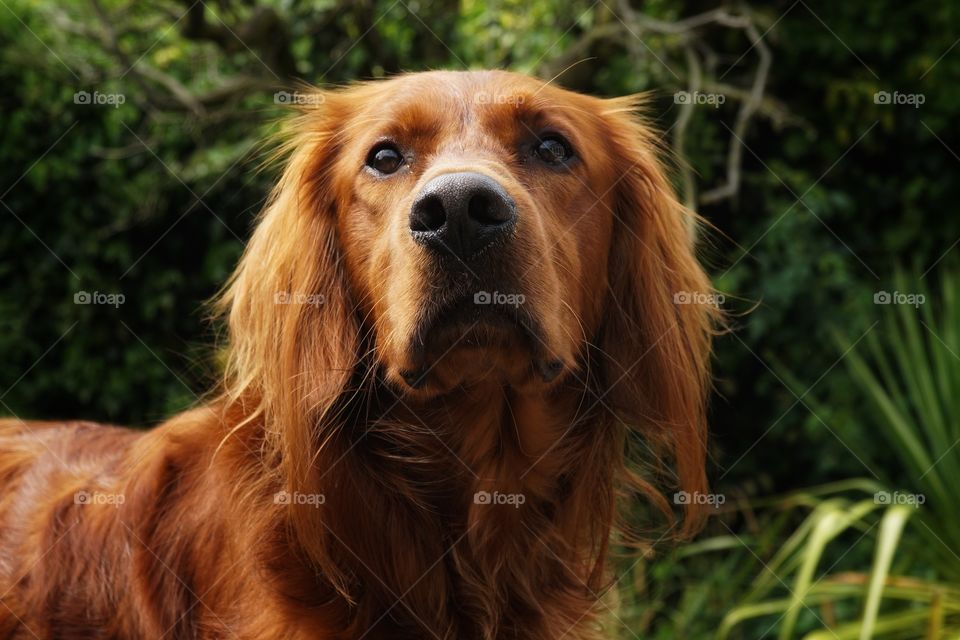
[[409, 172, 517, 260]]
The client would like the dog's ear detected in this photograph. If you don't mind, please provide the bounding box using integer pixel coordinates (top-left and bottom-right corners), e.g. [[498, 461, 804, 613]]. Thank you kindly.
[[598, 98, 718, 536], [216, 91, 384, 600], [216, 91, 358, 475]]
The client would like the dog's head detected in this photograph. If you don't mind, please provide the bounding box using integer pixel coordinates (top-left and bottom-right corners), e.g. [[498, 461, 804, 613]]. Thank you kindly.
[[219, 70, 716, 533], [339, 72, 603, 395]]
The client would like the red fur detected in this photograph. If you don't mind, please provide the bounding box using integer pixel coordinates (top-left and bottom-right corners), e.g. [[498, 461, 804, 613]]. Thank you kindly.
[[0, 71, 716, 639]]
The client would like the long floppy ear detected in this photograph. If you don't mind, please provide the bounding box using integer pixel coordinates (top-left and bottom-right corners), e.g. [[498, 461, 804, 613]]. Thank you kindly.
[[215, 93, 358, 492], [599, 97, 718, 537]]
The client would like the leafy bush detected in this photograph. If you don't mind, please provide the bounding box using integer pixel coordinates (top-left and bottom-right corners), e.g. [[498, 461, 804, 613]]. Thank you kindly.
[[719, 265, 960, 638]]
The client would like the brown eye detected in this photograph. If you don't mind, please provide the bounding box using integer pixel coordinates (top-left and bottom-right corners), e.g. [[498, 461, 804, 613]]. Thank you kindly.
[[534, 136, 573, 165], [366, 143, 404, 174]]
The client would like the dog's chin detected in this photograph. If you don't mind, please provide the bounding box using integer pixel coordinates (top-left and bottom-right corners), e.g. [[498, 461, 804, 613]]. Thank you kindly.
[[387, 303, 568, 397]]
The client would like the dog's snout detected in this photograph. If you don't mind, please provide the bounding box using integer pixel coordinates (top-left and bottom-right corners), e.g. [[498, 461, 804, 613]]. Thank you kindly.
[[409, 172, 517, 260]]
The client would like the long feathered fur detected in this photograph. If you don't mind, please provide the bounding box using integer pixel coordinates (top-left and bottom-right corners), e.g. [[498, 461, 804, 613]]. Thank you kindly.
[[0, 71, 717, 640]]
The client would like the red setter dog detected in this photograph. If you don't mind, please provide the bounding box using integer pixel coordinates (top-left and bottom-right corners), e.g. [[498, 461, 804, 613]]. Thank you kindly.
[[0, 71, 716, 639]]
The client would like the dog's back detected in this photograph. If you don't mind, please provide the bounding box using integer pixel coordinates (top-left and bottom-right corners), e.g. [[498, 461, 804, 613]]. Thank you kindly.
[[0, 412, 339, 639], [0, 420, 140, 635]]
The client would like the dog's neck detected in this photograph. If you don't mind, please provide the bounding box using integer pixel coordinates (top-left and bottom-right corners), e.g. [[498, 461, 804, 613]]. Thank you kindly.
[[273, 376, 615, 639], [396, 379, 579, 478]]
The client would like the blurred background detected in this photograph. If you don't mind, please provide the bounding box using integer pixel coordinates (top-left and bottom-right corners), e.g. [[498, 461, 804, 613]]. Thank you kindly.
[[1, 1, 959, 637]]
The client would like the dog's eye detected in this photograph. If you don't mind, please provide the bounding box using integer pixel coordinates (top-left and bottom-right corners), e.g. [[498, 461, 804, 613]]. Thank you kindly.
[[366, 143, 404, 174], [534, 136, 573, 165]]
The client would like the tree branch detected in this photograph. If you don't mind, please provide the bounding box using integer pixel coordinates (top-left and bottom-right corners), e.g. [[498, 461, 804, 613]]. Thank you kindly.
[[548, 3, 789, 214]]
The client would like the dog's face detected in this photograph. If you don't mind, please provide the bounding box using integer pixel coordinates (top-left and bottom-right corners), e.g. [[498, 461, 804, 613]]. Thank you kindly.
[[322, 71, 625, 395], [225, 69, 714, 410], [221, 69, 715, 538]]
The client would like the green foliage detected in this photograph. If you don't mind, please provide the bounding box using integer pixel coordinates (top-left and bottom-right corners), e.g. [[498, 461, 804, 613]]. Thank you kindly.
[[712, 265, 960, 638], [2, 1, 959, 637], [839, 267, 960, 583], [716, 484, 960, 639], [706, 1, 960, 493]]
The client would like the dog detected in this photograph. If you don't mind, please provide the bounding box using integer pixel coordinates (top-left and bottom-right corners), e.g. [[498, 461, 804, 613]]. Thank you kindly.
[[0, 70, 716, 639]]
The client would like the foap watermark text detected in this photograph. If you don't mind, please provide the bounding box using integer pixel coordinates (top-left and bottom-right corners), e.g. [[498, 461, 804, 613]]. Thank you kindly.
[[874, 491, 925, 508], [474, 490, 526, 508], [474, 291, 525, 307], [674, 291, 724, 307], [674, 490, 725, 508], [674, 91, 726, 108], [474, 92, 525, 106], [74, 291, 125, 308], [274, 91, 324, 105], [274, 490, 326, 507], [74, 490, 125, 507], [274, 291, 325, 307], [874, 290, 925, 308], [74, 90, 126, 108], [874, 91, 924, 108]]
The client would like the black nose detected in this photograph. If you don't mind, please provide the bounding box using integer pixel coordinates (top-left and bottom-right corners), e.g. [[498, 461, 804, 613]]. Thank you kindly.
[[409, 172, 517, 260]]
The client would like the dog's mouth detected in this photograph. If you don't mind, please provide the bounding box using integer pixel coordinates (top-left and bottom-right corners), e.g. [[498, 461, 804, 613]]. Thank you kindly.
[[398, 294, 565, 390], [412, 294, 535, 360]]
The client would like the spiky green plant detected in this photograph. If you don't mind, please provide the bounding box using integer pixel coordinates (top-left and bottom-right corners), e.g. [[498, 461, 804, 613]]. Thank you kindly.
[[720, 266, 960, 638], [843, 268, 960, 580]]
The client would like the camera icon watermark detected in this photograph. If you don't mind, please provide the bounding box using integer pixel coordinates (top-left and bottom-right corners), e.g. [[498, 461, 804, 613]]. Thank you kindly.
[[873, 290, 925, 308], [273, 490, 326, 508], [473, 290, 526, 307], [73, 90, 126, 108], [473, 490, 526, 508], [673, 490, 725, 509], [874, 91, 925, 108], [674, 91, 726, 108], [74, 290, 125, 308], [874, 490, 925, 508], [274, 91, 325, 106]]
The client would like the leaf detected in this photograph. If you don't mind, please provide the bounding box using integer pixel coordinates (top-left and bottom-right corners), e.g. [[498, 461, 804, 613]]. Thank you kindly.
[[859, 505, 913, 640]]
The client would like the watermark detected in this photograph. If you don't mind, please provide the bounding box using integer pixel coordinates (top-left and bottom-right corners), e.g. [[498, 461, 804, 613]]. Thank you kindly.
[[674, 91, 726, 108], [874, 490, 925, 508], [874, 91, 924, 108], [673, 490, 725, 508], [673, 291, 724, 307], [474, 92, 525, 106], [274, 291, 325, 307], [274, 490, 326, 507], [474, 490, 526, 509], [274, 91, 324, 106], [874, 290, 925, 308], [73, 90, 126, 108], [474, 290, 525, 307], [74, 490, 125, 507], [74, 290, 125, 308]]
